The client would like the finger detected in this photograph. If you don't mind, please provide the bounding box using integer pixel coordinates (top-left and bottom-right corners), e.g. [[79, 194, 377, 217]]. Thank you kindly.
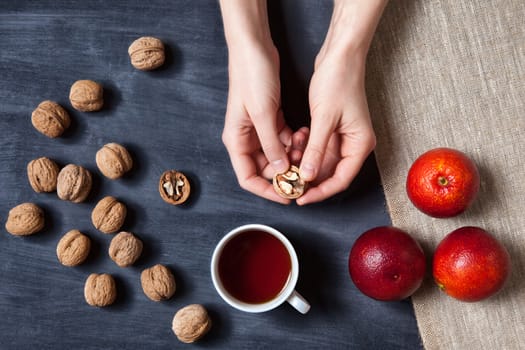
[[252, 111, 290, 174], [300, 115, 336, 182]]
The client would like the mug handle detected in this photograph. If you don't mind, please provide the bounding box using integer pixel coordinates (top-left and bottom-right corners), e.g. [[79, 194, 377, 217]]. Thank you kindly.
[[287, 290, 310, 314]]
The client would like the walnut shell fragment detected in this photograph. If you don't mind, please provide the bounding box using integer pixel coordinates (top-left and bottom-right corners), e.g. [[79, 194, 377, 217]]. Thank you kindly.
[[84, 273, 117, 307], [91, 196, 127, 234], [27, 157, 60, 193], [172, 304, 212, 343], [56, 229, 91, 266], [109, 231, 143, 267], [272, 165, 306, 199], [5, 202, 45, 236], [31, 100, 71, 138], [128, 36, 165, 71], [141, 264, 176, 301], [69, 80, 103, 112], [56, 164, 92, 203], [95, 142, 133, 179], [159, 170, 190, 205]]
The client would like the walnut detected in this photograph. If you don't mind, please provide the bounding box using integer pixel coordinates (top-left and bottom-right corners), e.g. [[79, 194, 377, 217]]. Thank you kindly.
[[84, 273, 117, 307], [27, 157, 60, 193], [91, 196, 126, 234], [159, 170, 191, 205], [172, 304, 212, 343], [95, 143, 133, 179], [128, 36, 165, 71], [5, 203, 45, 236], [273, 165, 306, 199], [57, 164, 92, 203], [141, 264, 176, 301], [69, 80, 103, 112], [31, 100, 71, 138], [56, 229, 91, 266], [108, 231, 143, 267]]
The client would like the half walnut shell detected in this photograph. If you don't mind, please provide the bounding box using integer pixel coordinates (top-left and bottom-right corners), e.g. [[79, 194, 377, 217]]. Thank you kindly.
[[159, 170, 191, 205], [272, 165, 306, 199]]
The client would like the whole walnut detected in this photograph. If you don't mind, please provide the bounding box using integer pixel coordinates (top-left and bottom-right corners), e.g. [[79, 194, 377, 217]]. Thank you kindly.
[[5, 203, 45, 236], [141, 264, 176, 301], [95, 143, 133, 179], [69, 80, 103, 112], [172, 304, 212, 343], [128, 36, 165, 71], [56, 229, 91, 266], [109, 231, 143, 267], [84, 273, 117, 307], [91, 196, 126, 234], [31, 100, 71, 138], [56, 164, 92, 203], [27, 157, 60, 193]]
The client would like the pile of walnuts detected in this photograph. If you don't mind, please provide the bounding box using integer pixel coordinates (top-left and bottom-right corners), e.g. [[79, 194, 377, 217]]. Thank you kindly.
[[3, 36, 210, 344]]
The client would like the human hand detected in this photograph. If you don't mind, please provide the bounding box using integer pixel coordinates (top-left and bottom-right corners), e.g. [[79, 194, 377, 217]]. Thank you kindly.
[[222, 43, 293, 204]]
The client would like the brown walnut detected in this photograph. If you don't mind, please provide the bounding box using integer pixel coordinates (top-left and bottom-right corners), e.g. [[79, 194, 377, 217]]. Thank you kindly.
[[109, 231, 143, 267], [31, 100, 71, 138], [56, 164, 92, 203], [159, 170, 191, 205], [91, 196, 127, 234], [172, 304, 212, 343], [56, 229, 91, 266], [95, 143, 133, 179], [128, 36, 165, 71], [141, 264, 176, 301], [273, 165, 306, 199], [69, 80, 103, 112], [27, 157, 60, 193], [5, 202, 45, 236], [84, 273, 117, 307]]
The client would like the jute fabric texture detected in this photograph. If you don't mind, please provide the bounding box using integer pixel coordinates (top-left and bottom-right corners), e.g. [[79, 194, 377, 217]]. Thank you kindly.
[[366, 1, 525, 349]]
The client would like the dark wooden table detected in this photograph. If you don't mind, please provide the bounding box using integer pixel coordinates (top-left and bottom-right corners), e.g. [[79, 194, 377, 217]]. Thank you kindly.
[[0, 1, 422, 349]]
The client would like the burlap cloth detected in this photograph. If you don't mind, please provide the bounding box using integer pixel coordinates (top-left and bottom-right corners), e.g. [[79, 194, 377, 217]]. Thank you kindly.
[[366, 1, 525, 349]]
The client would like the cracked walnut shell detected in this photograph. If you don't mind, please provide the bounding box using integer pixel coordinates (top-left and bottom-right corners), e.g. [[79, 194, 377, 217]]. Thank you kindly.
[[84, 273, 117, 307], [31, 100, 71, 138], [27, 157, 60, 193], [141, 264, 176, 301], [128, 36, 165, 71], [5, 202, 45, 236], [95, 143, 133, 179], [56, 229, 91, 266], [273, 165, 306, 199], [69, 80, 103, 112], [172, 304, 212, 343], [57, 164, 92, 203], [159, 170, 190, 205], [109, 231, 142, 267], [91, 196, 126, 234]]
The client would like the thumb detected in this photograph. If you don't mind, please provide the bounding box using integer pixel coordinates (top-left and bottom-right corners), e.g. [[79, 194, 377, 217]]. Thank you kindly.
[[253, 112, 290, 173], [300, 115, 335, 182]]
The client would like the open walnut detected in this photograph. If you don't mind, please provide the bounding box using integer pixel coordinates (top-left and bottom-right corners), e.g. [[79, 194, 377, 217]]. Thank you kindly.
[[273, 165, 306, 199], [159, 170, 190, 205]]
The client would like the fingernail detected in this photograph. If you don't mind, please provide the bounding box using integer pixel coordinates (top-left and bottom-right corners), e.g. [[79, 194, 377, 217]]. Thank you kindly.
[[272, 159, 288, 173], [300, 163, 315, 180]]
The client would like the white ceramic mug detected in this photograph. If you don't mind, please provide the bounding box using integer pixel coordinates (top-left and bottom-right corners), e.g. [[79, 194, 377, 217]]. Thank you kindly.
[[211, 224, 310, 314]]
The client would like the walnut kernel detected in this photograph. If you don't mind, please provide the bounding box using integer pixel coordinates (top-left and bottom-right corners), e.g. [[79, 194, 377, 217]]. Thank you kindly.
[[172, 304, 212, 343], [128, 36, 165, 71], [31, 100, 71, 138], [141, 264, 176, 301], [95, 143, 133, 179], [5, 202, 45, 236], [27, 157, 60, 193], [109, 231, 143, 267], [91, 196, 126, 234], [273, 165, 306, 199], [69, 80, 103, 112], [56, 164, 92, 203], [159, 170, 190, 205], [84, 273, 117, 307], [56, 229, 91, 266]]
